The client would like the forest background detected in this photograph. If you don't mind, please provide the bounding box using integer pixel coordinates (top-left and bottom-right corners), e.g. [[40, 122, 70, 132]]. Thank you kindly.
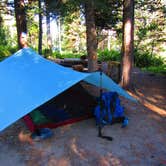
[[0, 0, 165, 77]]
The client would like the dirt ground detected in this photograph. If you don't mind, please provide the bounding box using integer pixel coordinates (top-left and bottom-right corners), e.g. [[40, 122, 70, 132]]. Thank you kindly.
[[0, 68, 165, 166]]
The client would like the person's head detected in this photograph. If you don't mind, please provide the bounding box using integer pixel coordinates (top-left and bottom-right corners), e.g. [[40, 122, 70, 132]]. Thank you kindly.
[[20, 32, 28, 48]]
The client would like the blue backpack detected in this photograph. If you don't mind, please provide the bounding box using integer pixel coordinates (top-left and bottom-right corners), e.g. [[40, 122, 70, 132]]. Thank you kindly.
[[94, 92, 128, 127]]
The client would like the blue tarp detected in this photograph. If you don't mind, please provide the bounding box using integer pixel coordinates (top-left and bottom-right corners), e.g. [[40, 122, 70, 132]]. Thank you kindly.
[[0, 48, 136, 132]]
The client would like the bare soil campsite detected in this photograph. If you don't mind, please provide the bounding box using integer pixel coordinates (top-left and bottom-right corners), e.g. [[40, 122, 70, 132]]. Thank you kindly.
[[0, 68, 166, 166]]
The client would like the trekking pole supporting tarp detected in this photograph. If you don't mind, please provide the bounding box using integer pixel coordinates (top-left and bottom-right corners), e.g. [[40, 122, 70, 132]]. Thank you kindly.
[[98, 68, 113, 141]]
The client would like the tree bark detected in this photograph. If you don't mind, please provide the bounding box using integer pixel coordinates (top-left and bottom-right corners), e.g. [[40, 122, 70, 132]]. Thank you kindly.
[[85, 0, 98, 72], [38, 0, 42, 54], [45, 0, 52, 49], [58, 17, 62, 53], [14, 0, 27, 49], [120, 0, 134, 89]]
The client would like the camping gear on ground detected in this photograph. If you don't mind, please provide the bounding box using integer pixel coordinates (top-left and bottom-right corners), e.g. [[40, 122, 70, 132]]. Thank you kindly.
[[95, 70, 128, 141], [96, 70, 113, 141], [0, 48, 136, 132], [31, 128, 53, 141], [94, 92, 129, 127], [24, 83, 97, 132]]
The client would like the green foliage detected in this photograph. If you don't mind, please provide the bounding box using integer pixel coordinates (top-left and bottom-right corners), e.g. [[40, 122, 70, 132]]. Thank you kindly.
[[54, 49, 122, 61], [0, 46, 10, 61], [97, 49, 121, 62], [27, 1, 39, 50], [0, 19, 14, 46], [62, 10, 86, 53], [94, 0, 122, 29], [142, 65, 166, 75], [0, 46, 18, 61], [0, 12, 17, 51], [51, 50, 84, 59], [0, 27, 8, 46], [52, 50, 61, 59], [135, 0, 165, 57], [134, 50, 165, 68], [8, 46, 18, 54], [134, 0, 166, 72], [43, 48, 52, 58], [57, 52, 82, 59], [0, 14, 17, 61]]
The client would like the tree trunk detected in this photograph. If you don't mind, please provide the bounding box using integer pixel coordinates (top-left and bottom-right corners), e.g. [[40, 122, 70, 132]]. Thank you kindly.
[[38, 0, 42, 54], [58, 17, 62, 53], [46, 14, 52, 48], [14, 0, 27, 49], [120, 0, 134, 89], [107, 29, 111, 51], [45, 0, 52, 49], [85, 0, 98, 72]]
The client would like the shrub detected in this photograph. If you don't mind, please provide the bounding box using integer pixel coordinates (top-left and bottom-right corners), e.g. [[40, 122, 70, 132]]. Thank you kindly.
[[0, 46, 18, 62], [98, 49, 121, 62], [142, 65, 166, 75], [43, 48, 52, 58], [8, 46, 18, 54], [55, 52, 83, 59], [0, 46, 11, 61], [134, 50, 165, 68], [52, 50, 61, 59]]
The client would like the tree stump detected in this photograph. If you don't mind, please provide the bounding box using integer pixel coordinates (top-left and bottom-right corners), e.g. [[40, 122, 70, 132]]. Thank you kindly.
[[101, 61, 121, 83]]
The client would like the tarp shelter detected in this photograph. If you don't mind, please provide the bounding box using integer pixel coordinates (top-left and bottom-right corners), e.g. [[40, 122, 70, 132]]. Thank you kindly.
[[0, 48, 136, 132], [24, 83, 98, 131]]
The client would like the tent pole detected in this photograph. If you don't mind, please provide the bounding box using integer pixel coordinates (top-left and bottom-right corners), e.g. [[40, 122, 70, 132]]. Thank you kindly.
[[98, 67, 113, 141]]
